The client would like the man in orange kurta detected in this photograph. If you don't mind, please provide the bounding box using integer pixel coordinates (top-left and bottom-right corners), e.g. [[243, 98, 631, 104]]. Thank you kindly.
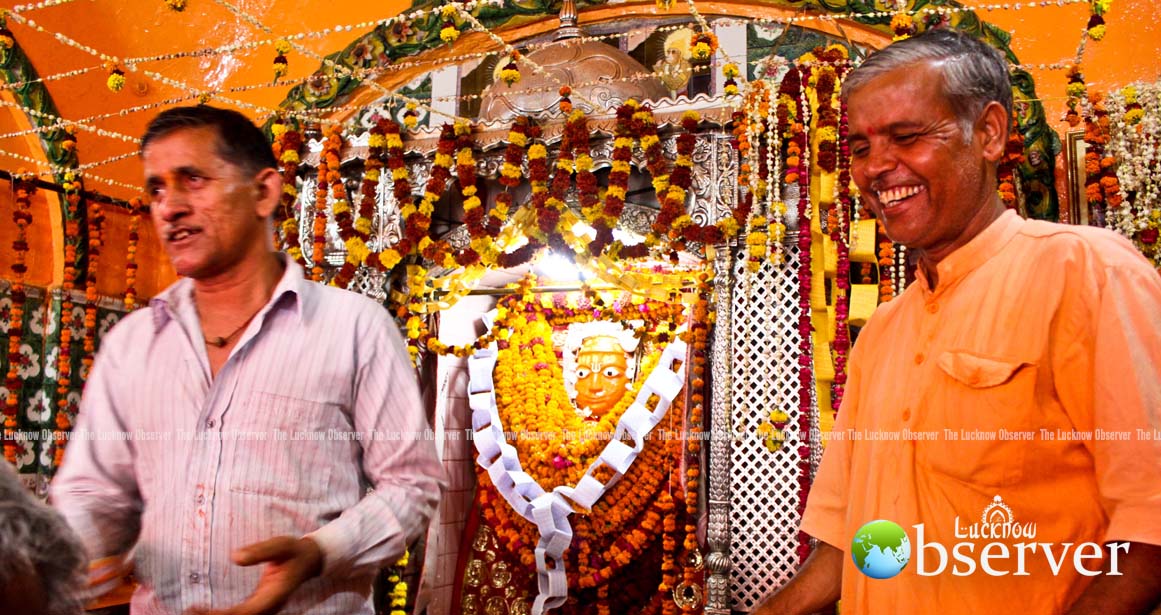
[[756, 29, 1161, 615]]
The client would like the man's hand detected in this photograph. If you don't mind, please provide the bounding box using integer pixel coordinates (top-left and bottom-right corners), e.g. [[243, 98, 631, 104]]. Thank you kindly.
[[752, 541, 843, 615], [187, 536, 324, 615]]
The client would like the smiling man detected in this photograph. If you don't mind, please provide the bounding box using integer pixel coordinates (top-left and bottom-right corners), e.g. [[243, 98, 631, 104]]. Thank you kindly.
[[51, 106, 444, 615], [755, 29, 1161, 615]]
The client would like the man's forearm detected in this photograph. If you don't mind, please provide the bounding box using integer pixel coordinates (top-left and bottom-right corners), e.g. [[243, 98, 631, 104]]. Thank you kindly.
[[753, 541, 843, 615], [1065, 542, 1161, 615]]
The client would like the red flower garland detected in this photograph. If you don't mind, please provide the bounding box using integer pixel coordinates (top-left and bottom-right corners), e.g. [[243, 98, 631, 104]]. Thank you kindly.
[[785, 65, 815, 565], [832, 91, 852, 413], [272, 121, 306, 266], [3, 176, 33, 464]]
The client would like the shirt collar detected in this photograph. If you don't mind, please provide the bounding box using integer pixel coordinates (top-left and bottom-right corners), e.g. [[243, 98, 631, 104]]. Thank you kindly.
[[148, 254, 308, 333], [915, 209, 1023, 296]]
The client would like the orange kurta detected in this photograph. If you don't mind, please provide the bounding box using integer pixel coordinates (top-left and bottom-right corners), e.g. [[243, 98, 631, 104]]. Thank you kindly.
[[802, 210, 1161, 614]]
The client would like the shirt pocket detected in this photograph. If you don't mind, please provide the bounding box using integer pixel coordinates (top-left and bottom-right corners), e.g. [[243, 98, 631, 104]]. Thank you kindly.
[[918, 350, 1037, 488], [225, 391, 337, 501]]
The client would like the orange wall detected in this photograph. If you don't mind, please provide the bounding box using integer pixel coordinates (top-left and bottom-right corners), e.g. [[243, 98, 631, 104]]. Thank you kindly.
[[0, 186, 55, 288], [974, 0, 1161, 137]]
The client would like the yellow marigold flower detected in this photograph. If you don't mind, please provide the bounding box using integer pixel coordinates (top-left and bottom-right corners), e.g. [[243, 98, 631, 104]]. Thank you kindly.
[[365, 168, 380, 182], [769, 221, 786, 243], [692, 42, 712, 61], [723, 63, 740, 79], [440, 26, 459, 44], [575, 154, 593, 172], [287, 247, 303, 260], [463, 196, 482, 211], [355, 218, 372, 234], [682, 110, 700, 123], [332, 200, 350, 215], [456, 149, 474, 165], [280, 150, 299, 164], [717, 216, 740, 237], [379, 249, 402, 269], [368, 134, 386, 148], [271, 123, 287, 137], [606, 185, 627, 200], [611, 160, 631, 174], [500, 67, 521, 86], [275, 39, 293, 55], [386, 134, 403, 149], [529, 144, 547, 159], [1125, 108, 1144, 125], [509, 131, 528, 147], [392, 167, 409, 181], [106, 70, 126, 93], [346, 237, 370, 265], [1088, 24, 1106, 40]]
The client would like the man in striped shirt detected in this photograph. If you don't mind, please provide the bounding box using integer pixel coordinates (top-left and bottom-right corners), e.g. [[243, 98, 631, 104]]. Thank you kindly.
[[52, 106, 445, 615]]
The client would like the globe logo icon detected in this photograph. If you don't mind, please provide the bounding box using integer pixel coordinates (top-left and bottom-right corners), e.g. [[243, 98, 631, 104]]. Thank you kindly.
[[850, 519, 911, 579]]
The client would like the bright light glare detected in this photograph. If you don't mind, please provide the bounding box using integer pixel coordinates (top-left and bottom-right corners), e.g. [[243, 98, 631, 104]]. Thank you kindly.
[[534, 252, 583, 282]]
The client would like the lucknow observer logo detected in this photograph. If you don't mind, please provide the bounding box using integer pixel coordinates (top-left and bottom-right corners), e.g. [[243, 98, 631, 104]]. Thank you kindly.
[[851, 519, 912, 579]]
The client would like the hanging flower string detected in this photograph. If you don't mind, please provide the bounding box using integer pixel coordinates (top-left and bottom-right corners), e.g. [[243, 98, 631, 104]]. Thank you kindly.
[[53, 173, 82, 467], [312, 124, 342, 282], [272, 38, 291, 80], [82, 198, 103, 382], [1082, 91, 1121, 227], [124, 197, 141, 310], [1086, 0, 1112, 40], [784, 63, 816, 566], [3, 175, 33, 465], [271, 119, 306, 266], [832, 87, 852, 413]]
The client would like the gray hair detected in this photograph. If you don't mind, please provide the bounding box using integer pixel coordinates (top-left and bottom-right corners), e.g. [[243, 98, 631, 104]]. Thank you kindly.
[[842, 28, 1012, 139], [0, 463, 86, 615]]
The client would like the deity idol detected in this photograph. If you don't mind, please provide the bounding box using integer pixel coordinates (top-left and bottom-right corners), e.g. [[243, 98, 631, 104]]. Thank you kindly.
[[564, 321, 639, 420]]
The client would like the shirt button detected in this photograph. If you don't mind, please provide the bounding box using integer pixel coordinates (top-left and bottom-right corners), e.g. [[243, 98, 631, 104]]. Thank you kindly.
[[914, 353, 925, 365], [189, 572, 201, 583], [926, 302, 939, 314], [205, 418, 216, 429], [196, 494, 205, 505], [902, 408, 911, 421]]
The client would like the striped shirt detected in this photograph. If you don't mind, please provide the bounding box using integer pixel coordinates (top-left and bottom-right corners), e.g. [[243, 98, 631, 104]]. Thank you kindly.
[[51, 258, 445, 614]]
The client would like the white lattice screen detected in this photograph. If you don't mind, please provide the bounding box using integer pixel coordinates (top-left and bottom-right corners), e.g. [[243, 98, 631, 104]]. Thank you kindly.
[[727, 243, 814, 612]]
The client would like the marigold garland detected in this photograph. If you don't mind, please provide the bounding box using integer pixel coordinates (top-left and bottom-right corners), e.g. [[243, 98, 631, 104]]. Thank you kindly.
[[271, 120, 307, 266], [3, 176, 34, 465], [312, 124, 342, 282], [82, 198, 103, 384]]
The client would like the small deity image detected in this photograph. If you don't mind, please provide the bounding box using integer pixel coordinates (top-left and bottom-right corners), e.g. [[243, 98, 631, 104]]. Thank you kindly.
[[561, 321, 640, 420], [653, 29, 693, 93]]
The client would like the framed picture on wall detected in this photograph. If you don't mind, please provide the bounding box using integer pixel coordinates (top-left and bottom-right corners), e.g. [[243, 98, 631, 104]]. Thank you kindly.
[[1064, 129, 1089, 226]]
